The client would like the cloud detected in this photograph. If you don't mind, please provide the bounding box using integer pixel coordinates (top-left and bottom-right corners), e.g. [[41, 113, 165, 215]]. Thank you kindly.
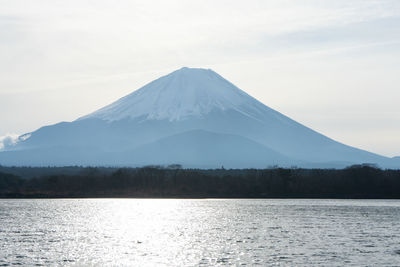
[[0, 134, 19, 150]]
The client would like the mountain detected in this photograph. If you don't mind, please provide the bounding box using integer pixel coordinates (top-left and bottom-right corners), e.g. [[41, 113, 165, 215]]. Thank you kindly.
[[0, 67, 397, 168]]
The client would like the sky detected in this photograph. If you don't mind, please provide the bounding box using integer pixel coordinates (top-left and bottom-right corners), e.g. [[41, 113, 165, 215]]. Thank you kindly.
[[0, 0, 399, 156]]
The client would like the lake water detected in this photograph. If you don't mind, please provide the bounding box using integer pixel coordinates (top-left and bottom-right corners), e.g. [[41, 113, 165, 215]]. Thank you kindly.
[[1, 199, 400, 266]]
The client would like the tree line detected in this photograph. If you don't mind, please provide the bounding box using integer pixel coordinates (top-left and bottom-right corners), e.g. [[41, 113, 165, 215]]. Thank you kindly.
[[0, 165, 399, 198]]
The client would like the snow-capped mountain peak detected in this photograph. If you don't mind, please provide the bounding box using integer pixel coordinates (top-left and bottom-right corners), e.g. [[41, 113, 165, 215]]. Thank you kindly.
[[1, 66, 396, 169], [80, 67, 263, 121]]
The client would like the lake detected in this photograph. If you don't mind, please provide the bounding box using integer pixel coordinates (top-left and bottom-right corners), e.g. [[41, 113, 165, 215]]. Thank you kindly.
[[1, 199, 400, 266]]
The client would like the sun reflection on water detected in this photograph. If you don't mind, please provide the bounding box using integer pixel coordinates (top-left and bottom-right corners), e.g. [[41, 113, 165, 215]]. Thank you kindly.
[[1, 199, 400, 266]]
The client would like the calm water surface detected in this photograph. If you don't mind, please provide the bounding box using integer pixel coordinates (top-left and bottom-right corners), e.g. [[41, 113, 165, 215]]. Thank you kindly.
[[1, 199, 400, 266]]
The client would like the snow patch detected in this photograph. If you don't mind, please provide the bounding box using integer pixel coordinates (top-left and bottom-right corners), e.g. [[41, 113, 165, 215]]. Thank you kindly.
[[19, 133, 32, 142]]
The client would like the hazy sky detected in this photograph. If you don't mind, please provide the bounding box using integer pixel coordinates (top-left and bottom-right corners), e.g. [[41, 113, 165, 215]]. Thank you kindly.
[[0, 0, 399, 156]]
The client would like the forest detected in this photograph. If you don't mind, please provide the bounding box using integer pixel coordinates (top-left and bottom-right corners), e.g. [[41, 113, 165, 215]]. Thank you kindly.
[[0, 164, 399, 198]]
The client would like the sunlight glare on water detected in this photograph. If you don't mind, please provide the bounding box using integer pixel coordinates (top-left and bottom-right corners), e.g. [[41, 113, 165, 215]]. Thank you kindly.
[[1, 199, 400, 266]]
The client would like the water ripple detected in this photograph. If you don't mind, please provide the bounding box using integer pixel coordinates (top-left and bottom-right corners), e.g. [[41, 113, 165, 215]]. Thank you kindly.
[[1, 199, 400, 266]]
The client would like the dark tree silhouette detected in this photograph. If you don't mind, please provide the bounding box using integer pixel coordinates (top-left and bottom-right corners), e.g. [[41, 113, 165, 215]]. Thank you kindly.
[[0, 165, 399, 198]]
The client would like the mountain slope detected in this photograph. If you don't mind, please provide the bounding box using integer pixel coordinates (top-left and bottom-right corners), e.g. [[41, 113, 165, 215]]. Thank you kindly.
[[0, 67, 396, 168], [114, 130, 295, 168]]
